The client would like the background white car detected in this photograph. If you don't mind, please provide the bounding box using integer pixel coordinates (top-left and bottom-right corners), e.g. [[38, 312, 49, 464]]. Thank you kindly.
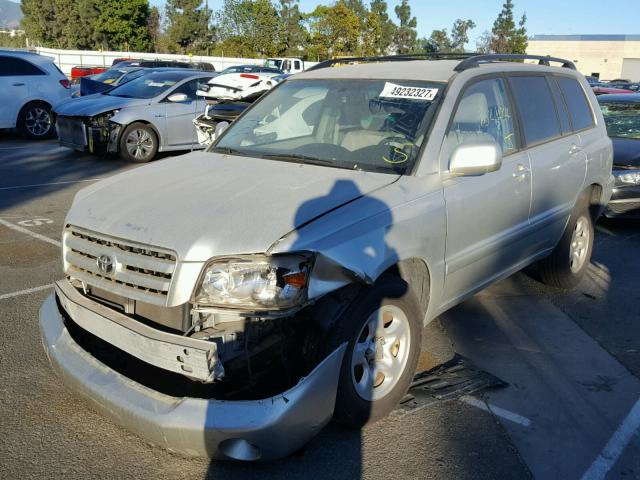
[[0, 50, 73, 139]]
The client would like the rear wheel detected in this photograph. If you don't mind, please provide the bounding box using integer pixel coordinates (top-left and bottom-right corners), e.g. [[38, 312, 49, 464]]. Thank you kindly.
[[539, 205, 594, 289], [119, 123, 158, 162], [17, 102, 55, 139], [327, 275, 422, 428]]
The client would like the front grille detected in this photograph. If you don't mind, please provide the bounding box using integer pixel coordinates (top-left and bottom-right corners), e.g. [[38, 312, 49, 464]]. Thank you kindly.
[[56, 116, 87, 150], [63, 226, 177, 306]]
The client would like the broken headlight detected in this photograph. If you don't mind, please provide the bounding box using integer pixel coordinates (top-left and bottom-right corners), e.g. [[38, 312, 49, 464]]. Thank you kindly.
[[89, 110, 119, 127], [195, 254, 313, 310]]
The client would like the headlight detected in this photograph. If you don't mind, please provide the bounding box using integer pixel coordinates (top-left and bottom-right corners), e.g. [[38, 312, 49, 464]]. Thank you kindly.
[[194, 254, 313, 310], [89, 110, 119, 127], [614, 169, 640, 185]]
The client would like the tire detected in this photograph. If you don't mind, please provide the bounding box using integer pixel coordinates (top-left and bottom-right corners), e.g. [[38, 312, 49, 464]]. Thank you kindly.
[[539, 204, 594, 289], [119, 123, 158, 162], [17, 102, 55, 139], [327, 275, 422, 428]]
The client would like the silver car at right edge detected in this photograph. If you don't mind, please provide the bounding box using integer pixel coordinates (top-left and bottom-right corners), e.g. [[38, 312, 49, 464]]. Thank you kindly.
[[39, 54, 614, 461]]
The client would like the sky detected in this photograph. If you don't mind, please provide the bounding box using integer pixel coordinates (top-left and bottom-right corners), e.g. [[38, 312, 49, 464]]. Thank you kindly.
[[152, 0, 636, 47]]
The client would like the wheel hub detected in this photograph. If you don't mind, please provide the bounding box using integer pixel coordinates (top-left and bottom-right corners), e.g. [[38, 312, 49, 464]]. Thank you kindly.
[[351, 305, 411, 401], [569, 215, 590, 273]]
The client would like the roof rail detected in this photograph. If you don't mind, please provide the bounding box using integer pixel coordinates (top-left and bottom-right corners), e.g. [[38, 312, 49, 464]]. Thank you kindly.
[[454, 54, 576, 72], [306, 52, 475, 72]]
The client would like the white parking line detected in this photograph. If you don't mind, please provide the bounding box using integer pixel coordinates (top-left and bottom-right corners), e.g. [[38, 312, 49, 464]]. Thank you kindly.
[[0, 284, 54, 301], [0, 218, 61, 247], [0, 178, 103, 191], [460, 395, 532, 427], [580, 397, 640, 480]]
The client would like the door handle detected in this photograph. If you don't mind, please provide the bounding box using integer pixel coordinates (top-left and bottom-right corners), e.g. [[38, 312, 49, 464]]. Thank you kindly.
[[513, 163, 530, 181], [12, 82, 25, 86], [569, 143, 582, 155]]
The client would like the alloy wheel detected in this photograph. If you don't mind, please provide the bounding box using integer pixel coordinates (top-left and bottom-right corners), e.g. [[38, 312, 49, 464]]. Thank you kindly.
[[24, 107, 52, 137], [125, 128, 154, 160]]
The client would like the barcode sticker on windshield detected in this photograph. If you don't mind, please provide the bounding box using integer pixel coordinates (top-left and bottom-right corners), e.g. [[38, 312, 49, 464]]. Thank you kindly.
[[379, 82, 438, 100]]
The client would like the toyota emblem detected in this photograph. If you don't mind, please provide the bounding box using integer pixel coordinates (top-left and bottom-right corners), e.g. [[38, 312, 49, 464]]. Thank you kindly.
[[96, 254, 115, 275]]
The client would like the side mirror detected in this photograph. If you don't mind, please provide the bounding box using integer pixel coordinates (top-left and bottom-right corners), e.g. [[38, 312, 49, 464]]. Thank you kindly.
[[449, 141, 502, 176], [214, 121, 230, 138], [167, 93, 189, 103]]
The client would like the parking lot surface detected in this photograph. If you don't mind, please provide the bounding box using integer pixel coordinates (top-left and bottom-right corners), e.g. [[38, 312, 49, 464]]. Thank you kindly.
[[1, 133, 638, 479]]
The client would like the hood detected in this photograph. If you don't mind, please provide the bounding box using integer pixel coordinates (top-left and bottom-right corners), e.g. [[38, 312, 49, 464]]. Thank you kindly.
[[66, 152, 398, 261], [612, 137, 640, 168], [80, 76, 114, 96], [54, 93, 150, 117]]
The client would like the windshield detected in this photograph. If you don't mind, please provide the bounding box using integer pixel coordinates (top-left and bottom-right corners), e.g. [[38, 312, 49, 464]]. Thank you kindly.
[[213, 79, 442, 174], [92, 69, 127, 84], [265, 59, 282, 69], [600, 102, 640, 139], [106, 73, 181, 98]]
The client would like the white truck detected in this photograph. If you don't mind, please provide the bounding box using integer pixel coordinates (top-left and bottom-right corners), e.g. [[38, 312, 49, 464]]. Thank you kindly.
[[264, 57, 305, 74]]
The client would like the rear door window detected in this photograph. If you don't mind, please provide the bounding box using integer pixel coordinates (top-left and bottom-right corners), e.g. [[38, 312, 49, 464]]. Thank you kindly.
[[0, 56, 45, 76], [556, 77, 594, 131], [548, 78, 572, 134], [509, 76, 561, 146]]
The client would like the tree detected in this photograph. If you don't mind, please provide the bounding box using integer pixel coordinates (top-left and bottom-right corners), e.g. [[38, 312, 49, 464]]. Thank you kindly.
[[367, 0, 396, 55], [165, 0, 210, 53], [21, 0, 57, 47], [148, 6, 161, 52], [277, 0, 307, 56], [95, 0, 151, 51], [427, 19, 475, 53], [428, 29, 451, 53], [488, 0, 528, 54], [393, 0, 417, 54], [215, 0, 280, 57], [306, 3, 360, 59], [450, 19, 476, 52], [476, 30, 493, 53]]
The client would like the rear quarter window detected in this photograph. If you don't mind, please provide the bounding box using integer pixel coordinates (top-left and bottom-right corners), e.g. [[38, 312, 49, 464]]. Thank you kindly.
[[509, 76, 562, 146], [556, 77, 595, 131]]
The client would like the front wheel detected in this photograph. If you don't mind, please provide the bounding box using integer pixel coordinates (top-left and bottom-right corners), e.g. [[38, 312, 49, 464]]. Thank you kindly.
[[329, 275, 422, 428], [539, 206, 594, 288], [119, 123, 158, 162]]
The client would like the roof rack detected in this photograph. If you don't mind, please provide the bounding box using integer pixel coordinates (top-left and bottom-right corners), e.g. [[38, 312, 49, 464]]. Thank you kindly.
[[306, 52, 475, 72], [454, 54, 576, 71]]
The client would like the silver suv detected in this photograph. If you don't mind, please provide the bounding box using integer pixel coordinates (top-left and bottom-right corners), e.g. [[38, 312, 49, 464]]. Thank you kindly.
[[39, 54, 614, 461]]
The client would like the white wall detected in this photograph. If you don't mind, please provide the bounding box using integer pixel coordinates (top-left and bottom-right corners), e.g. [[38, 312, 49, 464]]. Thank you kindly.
[[34, 47, 315, 76]]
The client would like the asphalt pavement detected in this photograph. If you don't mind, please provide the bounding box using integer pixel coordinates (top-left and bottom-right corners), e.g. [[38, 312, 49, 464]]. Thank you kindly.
[[1, 132, 638, 479]]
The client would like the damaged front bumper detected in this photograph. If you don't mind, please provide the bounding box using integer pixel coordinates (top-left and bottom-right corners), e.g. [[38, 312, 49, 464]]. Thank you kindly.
[[56, 115, 121, 154], [39, 290, 346, 460]]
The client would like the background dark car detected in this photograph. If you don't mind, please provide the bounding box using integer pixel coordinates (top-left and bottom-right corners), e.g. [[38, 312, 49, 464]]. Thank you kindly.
[[598, 94, 640, 217], [592, 85, 635, 95], [218, 64, 283, 75]]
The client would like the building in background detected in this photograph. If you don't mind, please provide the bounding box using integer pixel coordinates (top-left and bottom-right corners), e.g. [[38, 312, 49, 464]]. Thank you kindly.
[[527, 34, 640, 81]]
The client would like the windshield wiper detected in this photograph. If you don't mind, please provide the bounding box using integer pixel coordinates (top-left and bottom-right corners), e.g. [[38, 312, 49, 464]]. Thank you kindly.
[[261, 153, 339, 167], [210, 146, 249, 156]]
